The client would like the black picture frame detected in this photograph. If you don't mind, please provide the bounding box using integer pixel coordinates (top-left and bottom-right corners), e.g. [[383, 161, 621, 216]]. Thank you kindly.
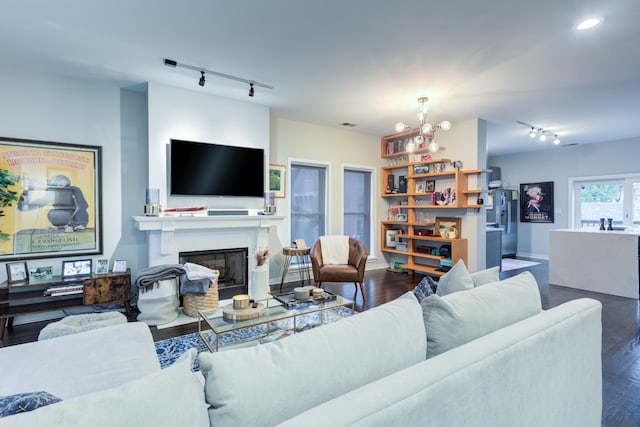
[[425, 180, 436, 192], [0, 136, 102, 261], [62, 259, 93, 278], [520, 181, 554, 223], [6, 261, 28, 283]]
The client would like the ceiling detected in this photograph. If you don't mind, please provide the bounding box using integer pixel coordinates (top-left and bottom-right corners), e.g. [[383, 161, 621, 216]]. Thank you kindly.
[[2, 0, 639, 156]]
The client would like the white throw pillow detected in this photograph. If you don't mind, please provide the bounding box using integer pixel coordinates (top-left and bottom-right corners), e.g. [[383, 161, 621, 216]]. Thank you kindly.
[[435, 260, 474, 296], [470, 266, 500, 287], [198, 292, 426, 427], [423, 271, 542, 358], [0, 349, 209, 427]]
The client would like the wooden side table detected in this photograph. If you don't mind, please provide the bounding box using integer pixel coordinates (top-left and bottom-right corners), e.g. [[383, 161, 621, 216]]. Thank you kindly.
[[279, 247, 312, 291]]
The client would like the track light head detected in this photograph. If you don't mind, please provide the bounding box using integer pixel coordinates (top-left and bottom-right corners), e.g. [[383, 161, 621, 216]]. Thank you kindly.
[[199, 71, 205, 87], [529, 127, 537, 138], [163, 58, 177, 67], [249, 83, 255, 97], [553, 135, 561, 145]]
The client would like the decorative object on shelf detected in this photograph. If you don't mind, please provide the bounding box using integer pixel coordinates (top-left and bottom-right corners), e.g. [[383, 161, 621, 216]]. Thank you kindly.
[[112, 260, 128, 273], [607, 218, 613, 231], [413, 164, 429, 175], [396, 213, 408, 222], [439, 244, 452, 258], [425, 180, 436, 192], [416, 183, 425, 193], [163, 58, 274, 97], [263, 191, 276, 215], [393, 97, 451, 153], [6, 261, 28, 284], [599, 218, 606, 230], [28, 265, 53, 281], [432, 162, 446, 173], [435, 217, 461, 239], [386, 174, 395, 194], [451, 160, 463, 170], [398, 175, 407, 193], [408, 154, 422, 163], [520, 181, 554, 223], [269, 164, 286, 198], [62, 259, 92, 278], [144, 188, 161, 216], [94, 259, 109, 274], [385, 229, 401, 248], [516, 120, 561, 145], [395, 241, 408, 251], [0, 136, 102, 262]]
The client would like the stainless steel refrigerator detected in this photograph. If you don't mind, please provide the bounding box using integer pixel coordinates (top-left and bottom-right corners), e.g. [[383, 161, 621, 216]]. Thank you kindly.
[[486, 189, 518, 257]]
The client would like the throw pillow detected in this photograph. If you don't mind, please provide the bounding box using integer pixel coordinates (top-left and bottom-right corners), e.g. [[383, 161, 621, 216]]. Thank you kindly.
[[0, 391, 61, 418], [435, 260, 474, 296], [423, 271, 542, 358], [198, 291, 426, 427], [470, 266, 500, 287], [413, 275, 437, 302], [0, 349, 209, 427]]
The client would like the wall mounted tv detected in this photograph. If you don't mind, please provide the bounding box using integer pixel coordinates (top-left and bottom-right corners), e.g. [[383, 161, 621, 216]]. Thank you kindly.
[[170, 139, 265, 197]]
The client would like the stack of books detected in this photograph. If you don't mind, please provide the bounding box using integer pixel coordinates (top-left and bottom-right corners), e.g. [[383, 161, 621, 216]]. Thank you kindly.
[[43, 285, 84, 296]]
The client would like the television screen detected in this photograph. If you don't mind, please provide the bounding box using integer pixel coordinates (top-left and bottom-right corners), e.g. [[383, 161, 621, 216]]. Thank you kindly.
[[170, 139, 265, 197]]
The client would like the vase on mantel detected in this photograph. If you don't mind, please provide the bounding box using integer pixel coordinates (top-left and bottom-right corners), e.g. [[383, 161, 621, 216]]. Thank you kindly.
[[249, 264, 270, 301]]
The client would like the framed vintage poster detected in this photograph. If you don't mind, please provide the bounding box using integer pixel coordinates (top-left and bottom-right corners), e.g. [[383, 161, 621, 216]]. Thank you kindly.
[[0, 137, 102, 261], [520, 181, 554, 223], [269, 164, 286, 198]]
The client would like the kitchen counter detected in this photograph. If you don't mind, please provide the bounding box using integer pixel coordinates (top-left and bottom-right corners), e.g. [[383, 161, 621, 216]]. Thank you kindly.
[[549, 229, 639, 299]]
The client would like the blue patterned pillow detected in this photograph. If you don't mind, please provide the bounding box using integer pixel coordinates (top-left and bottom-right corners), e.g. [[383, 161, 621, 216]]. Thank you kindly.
[[413, 275, 438, 302], [0, 391, 62, 417]]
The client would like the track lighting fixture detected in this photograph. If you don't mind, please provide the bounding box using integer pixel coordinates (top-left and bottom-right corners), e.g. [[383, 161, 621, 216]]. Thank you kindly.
[[163, 58, 274, 97], [393, 97, 451, 153], [518, 121, 561, 146]]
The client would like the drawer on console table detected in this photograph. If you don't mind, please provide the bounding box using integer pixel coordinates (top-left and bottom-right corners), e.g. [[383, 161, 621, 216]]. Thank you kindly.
[[83, 271, 131, 305]]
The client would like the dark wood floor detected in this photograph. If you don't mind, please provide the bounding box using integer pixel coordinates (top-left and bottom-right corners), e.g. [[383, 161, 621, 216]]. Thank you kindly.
[[1, 259, 638, 426]]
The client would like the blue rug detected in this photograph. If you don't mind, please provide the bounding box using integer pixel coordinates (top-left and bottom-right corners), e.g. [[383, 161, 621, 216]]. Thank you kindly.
[[154, 306, 354, 369]]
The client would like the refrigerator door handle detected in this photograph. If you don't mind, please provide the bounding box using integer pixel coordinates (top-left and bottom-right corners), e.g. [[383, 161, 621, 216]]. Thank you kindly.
[[505, 197, 511, 233]]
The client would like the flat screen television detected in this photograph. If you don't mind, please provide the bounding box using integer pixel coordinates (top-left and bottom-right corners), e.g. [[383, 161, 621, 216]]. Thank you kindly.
[[170, 139, 265, 197]]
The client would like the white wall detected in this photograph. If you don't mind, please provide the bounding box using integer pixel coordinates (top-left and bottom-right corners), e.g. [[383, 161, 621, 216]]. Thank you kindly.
[[147, 82, 270, 210], [489, 137, 640, 258], [270, 116, 487, 273], [0, 65, 123, 282]]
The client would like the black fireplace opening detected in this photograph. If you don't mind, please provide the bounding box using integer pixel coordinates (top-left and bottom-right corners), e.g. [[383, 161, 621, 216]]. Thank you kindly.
[[179, 247, 248, 299]]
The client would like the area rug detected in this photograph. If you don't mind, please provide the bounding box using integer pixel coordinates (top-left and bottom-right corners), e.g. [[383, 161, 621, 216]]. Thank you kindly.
[[501, 258, 540, 272], [154, 306, 354, 369]]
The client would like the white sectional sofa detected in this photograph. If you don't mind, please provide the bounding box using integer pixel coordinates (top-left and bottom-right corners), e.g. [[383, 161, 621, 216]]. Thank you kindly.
[[0, 271, 602, 427]]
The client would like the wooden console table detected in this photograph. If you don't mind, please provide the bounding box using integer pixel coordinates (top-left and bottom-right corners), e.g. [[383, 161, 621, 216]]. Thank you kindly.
[[0, 270, 131, 339]]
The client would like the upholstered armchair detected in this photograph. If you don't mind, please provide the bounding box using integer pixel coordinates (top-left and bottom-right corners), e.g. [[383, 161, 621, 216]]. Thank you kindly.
[[310, 236, 368, 301]]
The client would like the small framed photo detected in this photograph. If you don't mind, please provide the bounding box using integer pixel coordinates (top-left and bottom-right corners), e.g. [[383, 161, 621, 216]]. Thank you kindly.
[[385, 229, 401, 248], [6, 261, 28, 284], [396, 213, 408, 222], [29, 266, 53, 281], [415, 183, 425, 193], [425, 180, 436, 192], [62, 259, 93, 278], [95, 259, 109, 274], [112, 260, 128, 273]]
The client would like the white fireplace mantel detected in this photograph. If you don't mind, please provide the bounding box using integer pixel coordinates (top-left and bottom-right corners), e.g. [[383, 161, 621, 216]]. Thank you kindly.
[[133, 214, 285, 257]]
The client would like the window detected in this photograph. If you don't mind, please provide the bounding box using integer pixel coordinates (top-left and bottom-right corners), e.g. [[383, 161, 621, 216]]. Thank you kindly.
[[290, 163, 327, 250], [343, 168, 372, 250], [571, 174, 640, 228]]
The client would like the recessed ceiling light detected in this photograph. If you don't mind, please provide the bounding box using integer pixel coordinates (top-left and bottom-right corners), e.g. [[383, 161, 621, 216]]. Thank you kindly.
[[576, 18, 601, 30]]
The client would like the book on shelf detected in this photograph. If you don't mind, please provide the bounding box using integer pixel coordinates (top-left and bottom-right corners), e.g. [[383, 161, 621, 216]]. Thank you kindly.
[[44, 285, 84, 296]]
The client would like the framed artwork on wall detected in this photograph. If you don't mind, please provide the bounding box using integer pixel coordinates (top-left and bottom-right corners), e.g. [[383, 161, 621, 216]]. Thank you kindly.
[[0, 136, 102, 261], [520, 181, 554, 223], [269, 164, 286, 198]]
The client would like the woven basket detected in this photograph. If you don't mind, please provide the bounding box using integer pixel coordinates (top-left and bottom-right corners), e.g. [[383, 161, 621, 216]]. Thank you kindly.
[[183, 278, 219, 317]]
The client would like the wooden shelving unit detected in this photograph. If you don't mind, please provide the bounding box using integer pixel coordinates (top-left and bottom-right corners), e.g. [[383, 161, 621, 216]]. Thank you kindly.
[[380, 132, 485, 276]]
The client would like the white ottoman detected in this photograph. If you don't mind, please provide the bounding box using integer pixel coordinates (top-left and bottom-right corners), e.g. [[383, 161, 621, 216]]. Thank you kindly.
[[38, 311, 128, 340]]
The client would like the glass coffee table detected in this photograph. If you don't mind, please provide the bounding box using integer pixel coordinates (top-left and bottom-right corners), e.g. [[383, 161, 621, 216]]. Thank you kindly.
[[198, 293, 354, 352]]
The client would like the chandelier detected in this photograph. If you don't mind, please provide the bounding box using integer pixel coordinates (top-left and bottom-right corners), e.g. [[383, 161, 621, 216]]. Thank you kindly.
[[394, 97, 451, 153]]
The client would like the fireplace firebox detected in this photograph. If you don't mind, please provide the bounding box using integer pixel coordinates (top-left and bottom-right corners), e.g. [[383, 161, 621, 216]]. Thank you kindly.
[[179, 248, 248, 299]]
